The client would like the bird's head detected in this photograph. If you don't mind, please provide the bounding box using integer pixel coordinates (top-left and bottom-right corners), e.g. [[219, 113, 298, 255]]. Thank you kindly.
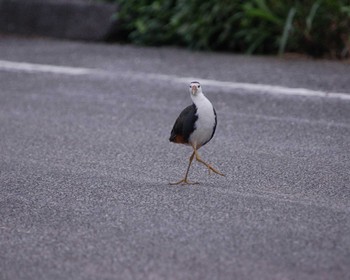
[[189, 81, 202, 96]]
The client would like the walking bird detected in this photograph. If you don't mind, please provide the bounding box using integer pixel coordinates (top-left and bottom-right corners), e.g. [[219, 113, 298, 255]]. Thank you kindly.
[[169, 81, 224, 184]]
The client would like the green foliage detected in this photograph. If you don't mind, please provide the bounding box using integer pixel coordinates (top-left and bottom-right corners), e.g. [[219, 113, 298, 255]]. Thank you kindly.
[[107, 0, 350, 58], [171, 0, 241, 50], [235, 0, 287, 54], [293, 0, 350, 58], [113, 0, 180, 45]]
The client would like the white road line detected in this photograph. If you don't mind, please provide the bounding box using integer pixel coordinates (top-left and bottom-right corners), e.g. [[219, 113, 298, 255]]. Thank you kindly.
[[0, 60, 97, 75], [127, 72, 350, 101], [1, 59, 350, 101]]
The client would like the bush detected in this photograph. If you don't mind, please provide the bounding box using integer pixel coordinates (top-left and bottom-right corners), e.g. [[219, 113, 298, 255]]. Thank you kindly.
[[293, 0, 350, 58], [112, 0, 180, 45], [108, 0, 350, 58]]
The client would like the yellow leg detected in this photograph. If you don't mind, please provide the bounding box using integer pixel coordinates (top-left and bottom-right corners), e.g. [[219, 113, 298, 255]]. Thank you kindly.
[[193, 145, 225, 177], [170, 151, 199, 185]]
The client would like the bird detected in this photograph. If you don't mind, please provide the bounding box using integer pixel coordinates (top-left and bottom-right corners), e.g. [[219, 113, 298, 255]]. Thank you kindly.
[[169, 81, 224, 185]]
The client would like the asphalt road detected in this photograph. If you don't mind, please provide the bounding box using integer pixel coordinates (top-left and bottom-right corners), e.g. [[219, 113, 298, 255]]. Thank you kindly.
[[0, 37, 350, 280]]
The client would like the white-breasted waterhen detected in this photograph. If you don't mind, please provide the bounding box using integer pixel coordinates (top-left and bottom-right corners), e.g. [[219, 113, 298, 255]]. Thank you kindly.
[[169, 81, 224, 185]]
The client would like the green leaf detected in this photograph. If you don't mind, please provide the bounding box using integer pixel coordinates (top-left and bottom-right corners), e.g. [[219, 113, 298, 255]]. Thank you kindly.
[[306, 0, 321, 33], [279, 7, 296, 55]]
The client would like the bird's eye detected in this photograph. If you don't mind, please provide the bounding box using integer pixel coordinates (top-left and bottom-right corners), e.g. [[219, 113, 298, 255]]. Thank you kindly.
[[198, 85, 200, 88]]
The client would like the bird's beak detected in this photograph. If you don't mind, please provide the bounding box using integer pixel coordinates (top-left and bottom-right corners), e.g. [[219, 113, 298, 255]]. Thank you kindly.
[[191, 85, 197, 94]]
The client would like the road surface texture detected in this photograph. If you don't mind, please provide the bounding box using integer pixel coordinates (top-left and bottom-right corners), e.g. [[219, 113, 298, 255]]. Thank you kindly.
[[0, 37, 350, 280]]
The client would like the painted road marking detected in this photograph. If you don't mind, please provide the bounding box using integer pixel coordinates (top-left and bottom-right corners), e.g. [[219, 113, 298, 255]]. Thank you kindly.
[[131, 72, 350, 100], [0, 60, 96, 75], [1, 59, 349, 101]]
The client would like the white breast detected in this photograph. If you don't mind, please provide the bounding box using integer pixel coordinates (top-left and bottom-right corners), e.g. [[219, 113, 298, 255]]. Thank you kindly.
[[189, 93, 216, 147]]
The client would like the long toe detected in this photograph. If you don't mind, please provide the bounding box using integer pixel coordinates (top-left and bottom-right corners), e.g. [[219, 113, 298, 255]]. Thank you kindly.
[[207, 165, 225, 176], [169, 178, 199, 185]]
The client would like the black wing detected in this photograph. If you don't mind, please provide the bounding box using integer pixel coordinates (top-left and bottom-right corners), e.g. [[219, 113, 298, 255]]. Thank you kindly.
[[169, 104, 198, 143]]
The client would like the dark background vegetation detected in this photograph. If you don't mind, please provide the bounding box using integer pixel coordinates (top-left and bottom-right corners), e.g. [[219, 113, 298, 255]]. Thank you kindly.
[[102, 0, 350, 59]]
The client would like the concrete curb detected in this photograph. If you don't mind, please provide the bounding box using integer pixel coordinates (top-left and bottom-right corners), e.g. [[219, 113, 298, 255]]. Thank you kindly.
[[0, 0, 119, 41]]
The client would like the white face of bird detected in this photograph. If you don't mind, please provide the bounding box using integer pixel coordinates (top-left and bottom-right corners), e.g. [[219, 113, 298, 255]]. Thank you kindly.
[[189, 81, 202, 96]]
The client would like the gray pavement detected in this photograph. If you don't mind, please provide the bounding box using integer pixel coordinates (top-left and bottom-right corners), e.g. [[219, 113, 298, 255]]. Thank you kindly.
[[0, 37, 350, 280]]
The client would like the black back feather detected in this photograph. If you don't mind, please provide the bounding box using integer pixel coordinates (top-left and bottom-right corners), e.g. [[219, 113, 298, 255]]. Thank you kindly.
[[169, 104, 197, 143]]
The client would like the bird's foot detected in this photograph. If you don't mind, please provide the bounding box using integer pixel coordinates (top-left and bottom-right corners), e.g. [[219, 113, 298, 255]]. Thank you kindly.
[[169, 178, 199, 185], [206, 164, 225, 177], [194, 154, 225, 177]]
